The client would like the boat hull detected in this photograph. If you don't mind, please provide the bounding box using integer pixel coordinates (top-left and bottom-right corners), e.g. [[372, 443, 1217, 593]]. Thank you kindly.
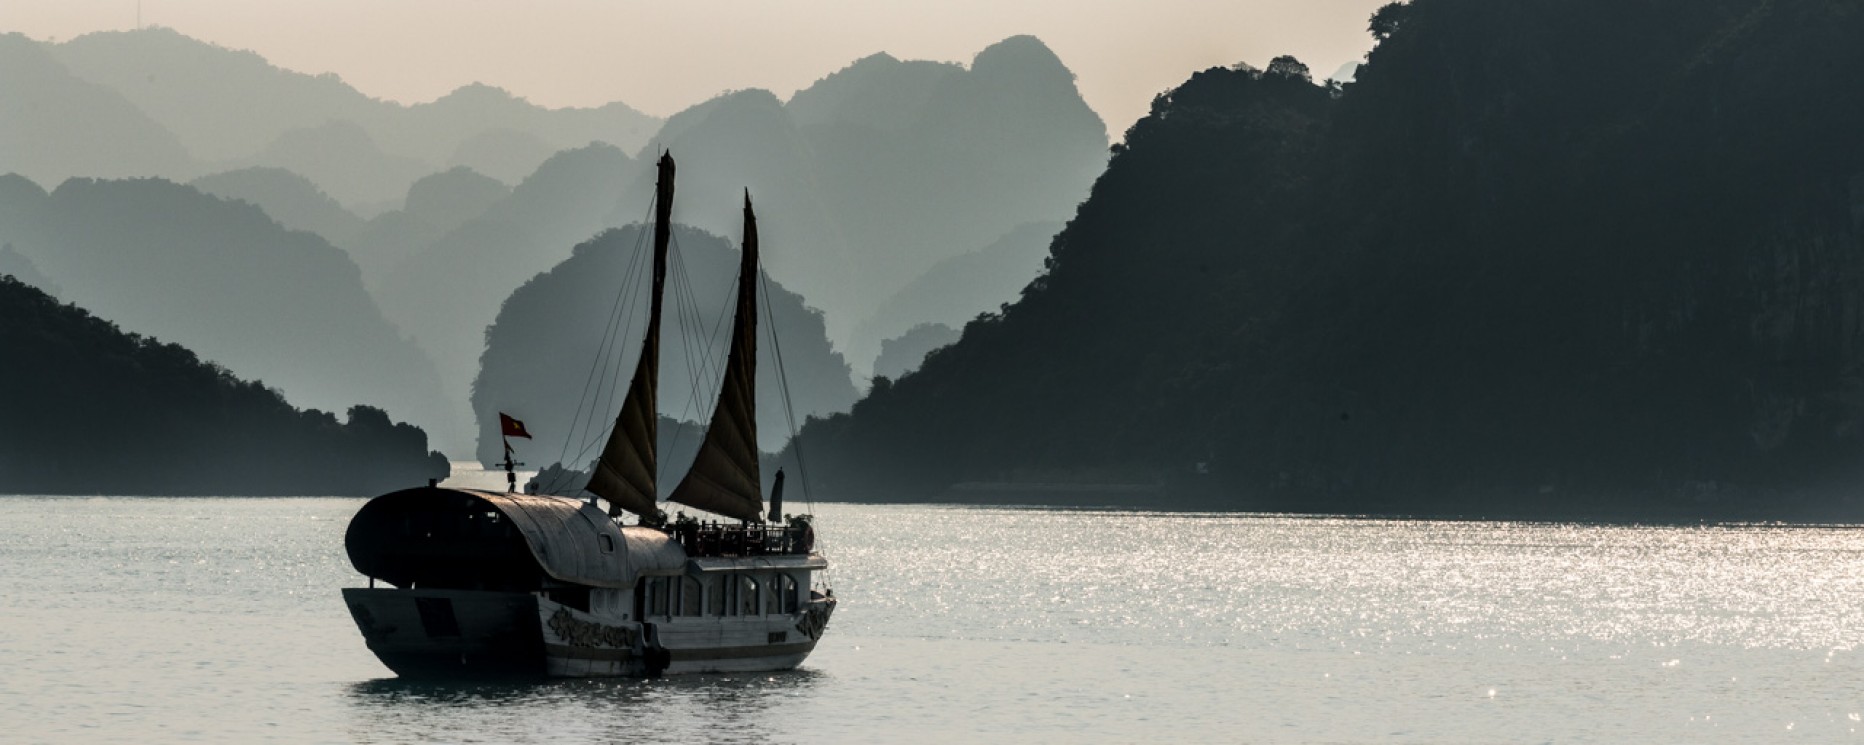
[[344, 588, 836, 679], [342, 588, 546, 678], [651, 598, 835, 675]]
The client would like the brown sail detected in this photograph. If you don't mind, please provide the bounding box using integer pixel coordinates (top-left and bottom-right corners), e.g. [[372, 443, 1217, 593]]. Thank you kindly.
[[667, 191, 764, 522], [586, 153, 675, 518]]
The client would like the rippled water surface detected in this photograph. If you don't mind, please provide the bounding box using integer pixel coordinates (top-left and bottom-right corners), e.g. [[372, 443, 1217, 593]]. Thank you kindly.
[[3, 496, 1863, 743]]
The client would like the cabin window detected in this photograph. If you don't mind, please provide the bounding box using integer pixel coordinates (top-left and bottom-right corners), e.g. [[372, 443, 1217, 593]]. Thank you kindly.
[[765, 574, 783, 615], [739, 576, 761, 616], [680, 577, 702, 617], [781, 574, 799, 614], [546, 586, 592, 612], [647, 578, 669, 617], [708, 577, 726, 617], [599, 534, 615, 553]]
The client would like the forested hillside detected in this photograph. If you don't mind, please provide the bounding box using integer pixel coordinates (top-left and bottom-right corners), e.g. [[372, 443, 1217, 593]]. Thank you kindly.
[[0, 276, 447, 495], [793, 0, 1864, 520]]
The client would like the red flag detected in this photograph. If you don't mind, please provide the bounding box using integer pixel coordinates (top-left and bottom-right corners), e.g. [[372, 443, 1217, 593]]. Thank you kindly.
[[499, 413, 533, 439]]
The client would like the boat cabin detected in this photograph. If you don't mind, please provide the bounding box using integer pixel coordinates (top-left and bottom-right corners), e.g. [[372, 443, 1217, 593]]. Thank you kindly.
[[344, 485, 821, 619]]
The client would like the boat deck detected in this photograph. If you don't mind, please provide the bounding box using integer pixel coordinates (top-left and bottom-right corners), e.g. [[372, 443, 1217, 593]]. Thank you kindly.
[[661, 519, 814, 558]]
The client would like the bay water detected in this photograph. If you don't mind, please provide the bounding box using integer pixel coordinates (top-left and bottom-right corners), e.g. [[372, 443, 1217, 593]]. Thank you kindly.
[[3, 491, 1862, 743]]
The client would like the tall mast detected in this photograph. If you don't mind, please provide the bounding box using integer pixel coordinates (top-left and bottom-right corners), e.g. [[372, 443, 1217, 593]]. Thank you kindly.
[[586, 153, 675, 520]]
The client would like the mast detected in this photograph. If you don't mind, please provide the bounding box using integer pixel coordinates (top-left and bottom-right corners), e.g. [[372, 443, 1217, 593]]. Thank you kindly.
[[586, 153, 675, 519], [666, 191, 765, 522]]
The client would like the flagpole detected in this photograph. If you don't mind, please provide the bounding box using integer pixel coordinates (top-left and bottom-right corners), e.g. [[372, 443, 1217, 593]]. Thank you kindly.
[[502, 436, 516, 493], [496, 413, 530, 492]]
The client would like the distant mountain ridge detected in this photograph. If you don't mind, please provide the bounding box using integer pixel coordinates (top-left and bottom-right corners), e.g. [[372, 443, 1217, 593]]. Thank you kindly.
[[190, 167, 368, 247], [0, 32, 195, 186], [21, 27, 660, 208]]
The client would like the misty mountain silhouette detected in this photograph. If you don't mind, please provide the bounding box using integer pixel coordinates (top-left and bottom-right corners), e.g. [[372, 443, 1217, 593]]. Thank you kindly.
[[0, 275, 447, 495], [375, 143, 640, 437], [191, 166, 368, 248], [39, 28, 660, 206], [227, 120, 434, 211], [0, 32, 195, 186], [446, 128, 558, 185], [0, 241, 59, 298], [49, 27, 387, 163], [872, 323, 959, 382], [0, 174, 461, 453], [473, 224, 858, 464], [14, 28, 1112, 457], [344, 166, 512, 290], [786, 52, 956, 130], [658, 36, 1109, 354], [850, 220, 1059, 372], [791, 0, 1864, 519], [619, 89, 857, 330], [403, 82, 659, 170]]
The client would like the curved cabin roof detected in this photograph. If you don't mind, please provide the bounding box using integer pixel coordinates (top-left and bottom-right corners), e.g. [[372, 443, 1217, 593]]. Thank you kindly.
[[345, 486, 686, 589]]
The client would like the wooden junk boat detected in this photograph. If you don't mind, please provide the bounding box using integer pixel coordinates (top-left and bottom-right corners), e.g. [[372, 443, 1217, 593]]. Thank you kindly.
[[340, 154, 835, 678]]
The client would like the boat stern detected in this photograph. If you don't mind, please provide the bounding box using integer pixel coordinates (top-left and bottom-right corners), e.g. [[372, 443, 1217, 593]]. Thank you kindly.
[[342, 588, 545, 678]]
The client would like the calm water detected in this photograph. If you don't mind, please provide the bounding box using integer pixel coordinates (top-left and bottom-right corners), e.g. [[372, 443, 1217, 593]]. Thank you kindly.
[[3, 494, 1863, 743]]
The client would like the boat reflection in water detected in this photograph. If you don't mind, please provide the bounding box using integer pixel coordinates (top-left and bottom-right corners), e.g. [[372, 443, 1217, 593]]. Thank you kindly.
[[344, 668, 827, 740]]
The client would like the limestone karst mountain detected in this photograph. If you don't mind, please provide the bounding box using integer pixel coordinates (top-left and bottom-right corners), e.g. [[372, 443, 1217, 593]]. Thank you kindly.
[[225, 121, 434, 211], [0, 32, 195, 186], [39, 28, 660, 207], [191, 167, 368, 248], [446, 128, 558, 185], [344, 166, 513, 290], [850, 221, 1060, 373], [374, 144, 640, 437], [616, 89, 857, 330], [652, 36, 1109, 353], [0, 241, 60, 297], [872, 323, 960, 382]]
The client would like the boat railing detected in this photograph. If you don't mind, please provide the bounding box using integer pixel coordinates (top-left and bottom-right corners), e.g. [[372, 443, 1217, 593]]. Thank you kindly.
[[664, 520, 812, 558]]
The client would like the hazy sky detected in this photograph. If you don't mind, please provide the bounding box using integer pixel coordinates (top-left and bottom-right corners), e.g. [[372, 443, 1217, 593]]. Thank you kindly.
[[4, 0, 1388, 134]]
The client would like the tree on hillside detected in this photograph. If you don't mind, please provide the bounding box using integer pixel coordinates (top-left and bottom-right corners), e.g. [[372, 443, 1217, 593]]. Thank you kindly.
[[1266, 55, 1312, 82]]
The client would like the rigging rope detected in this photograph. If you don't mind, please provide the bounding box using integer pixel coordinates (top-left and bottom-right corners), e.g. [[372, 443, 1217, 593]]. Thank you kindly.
[[660, 230, 742, 491], [541, 206, 654, 494], [759, 268, 832, 587]]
